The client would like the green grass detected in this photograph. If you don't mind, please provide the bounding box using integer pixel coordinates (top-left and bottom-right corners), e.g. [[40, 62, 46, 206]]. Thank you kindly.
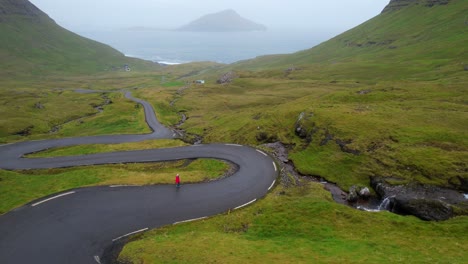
[[53, 92, 152, 137], [289, 144, 367, 188], [27, 139, 188, 157], [161, 77, 466, 190], [0, 87, 158, 143], [151, 0, 468, 190], [162, 81, 185, 87], [221, 0, 467, 82], [0, 3, 158, 78], [0, 0, 467, 262], [0, 158, 229, 214], [134, 88, 184, 126], [118, 181, 468, 263], [0, 87, 104, 142]]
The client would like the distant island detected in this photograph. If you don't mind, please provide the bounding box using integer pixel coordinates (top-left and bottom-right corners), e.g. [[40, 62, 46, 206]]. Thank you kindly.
[[177, 9, 267, 32]]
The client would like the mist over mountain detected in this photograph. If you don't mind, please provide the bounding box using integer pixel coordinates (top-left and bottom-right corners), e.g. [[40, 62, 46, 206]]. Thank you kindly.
[[0, 0, 153, 77], [177, 9, 267, 32]]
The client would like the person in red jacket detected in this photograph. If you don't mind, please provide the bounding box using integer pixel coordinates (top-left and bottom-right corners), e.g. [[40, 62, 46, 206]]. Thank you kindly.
[[175, 174, 181, 188]]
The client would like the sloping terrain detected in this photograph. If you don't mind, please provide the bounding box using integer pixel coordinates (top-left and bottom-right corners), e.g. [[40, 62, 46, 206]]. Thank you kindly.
[[0, 0, 154, 78], [0, 0, 466, 262], [162, 0, 467, 207], [229, 0, 466, 80], [116, 5, 467, 262]]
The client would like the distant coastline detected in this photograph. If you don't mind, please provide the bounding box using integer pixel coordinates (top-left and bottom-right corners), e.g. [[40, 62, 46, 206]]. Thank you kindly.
[[124, 54, 186, 65], [125, 26, 171, 32], [80, 29, 325, 64], [156, 61, 184, 66]]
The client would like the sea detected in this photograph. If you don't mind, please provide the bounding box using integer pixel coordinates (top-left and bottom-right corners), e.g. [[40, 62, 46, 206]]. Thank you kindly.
[[77, 28, 334, 65]]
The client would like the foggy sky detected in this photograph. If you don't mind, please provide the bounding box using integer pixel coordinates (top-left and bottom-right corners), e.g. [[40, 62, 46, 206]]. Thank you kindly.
[[29, 0, 390, 32]]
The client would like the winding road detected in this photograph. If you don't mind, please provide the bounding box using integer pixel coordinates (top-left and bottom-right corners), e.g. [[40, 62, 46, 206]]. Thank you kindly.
[[0, 91, 278, 264]]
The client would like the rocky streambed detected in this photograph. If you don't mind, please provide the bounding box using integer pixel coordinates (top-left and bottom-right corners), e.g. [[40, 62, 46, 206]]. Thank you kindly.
[[261, 142, 349, 204], [369, 177, 467, 221], [261, 142, 467, 221]]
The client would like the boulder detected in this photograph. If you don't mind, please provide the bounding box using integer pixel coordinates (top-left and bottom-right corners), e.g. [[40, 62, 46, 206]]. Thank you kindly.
[[34, 102, 44, 109], [359, 187, 371, 199], [217, 71, 236, 84], [357, 89, 372, 95], [294, 112, 316, 143], [347, 185, 371, 202], [347, 186, 360, 202], [294, 112, 308, 138], [393, 197, 453, 221], [371, 177, 467, 221]]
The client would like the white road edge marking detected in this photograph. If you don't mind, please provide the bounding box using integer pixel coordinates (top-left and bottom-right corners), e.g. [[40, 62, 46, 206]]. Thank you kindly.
[[256, 150, 268, 156], [226, 144, 242, 147], [112, 228, 149, 242], [273, 162, 277, 172], [94, 255, 102, 264], [268, 180, 276, 191], [110, 185, 142, 188], [173, 216, 208, 225], [234, 199, 257, 210], [32, 191, 75, 207]]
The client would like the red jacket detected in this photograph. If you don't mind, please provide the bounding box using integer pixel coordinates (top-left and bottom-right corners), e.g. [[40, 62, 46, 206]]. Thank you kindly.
[[175, 175, 180, 184]]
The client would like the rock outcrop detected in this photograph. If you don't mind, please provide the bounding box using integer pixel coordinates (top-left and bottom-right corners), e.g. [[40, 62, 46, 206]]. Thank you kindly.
[[347, 185, 371, 202], [0, 0, 46, 19], [371, 177, 467, 221], [294, 111, 361, 155], [217, 71, 236, 84], [294, 112, 316, 143], [382, 0, 451, 13]]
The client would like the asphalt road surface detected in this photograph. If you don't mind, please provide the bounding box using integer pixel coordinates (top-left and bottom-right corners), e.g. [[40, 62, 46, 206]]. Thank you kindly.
[[0, 91, 277, 264]]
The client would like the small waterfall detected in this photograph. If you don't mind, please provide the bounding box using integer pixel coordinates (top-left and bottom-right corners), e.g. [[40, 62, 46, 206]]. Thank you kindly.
[[356, 206, 380, 212], [356, 196, 394, 212], [378, 197, 392, 211]]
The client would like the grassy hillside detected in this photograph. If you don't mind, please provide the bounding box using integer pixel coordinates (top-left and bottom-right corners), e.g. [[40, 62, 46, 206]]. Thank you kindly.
[[118, 1, 468, 260], [0, 0, 466, 262], [0, 87, 154, 144], [229, 0, 467, 80], [119, 183, 467, 263], [0, 0, 156, 78], [151, 0, 467, 191]]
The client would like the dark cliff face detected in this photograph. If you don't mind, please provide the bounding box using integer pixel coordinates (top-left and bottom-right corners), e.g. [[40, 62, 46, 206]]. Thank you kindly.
[[382, 0, 450, 13], [0, 0, 46, 18]]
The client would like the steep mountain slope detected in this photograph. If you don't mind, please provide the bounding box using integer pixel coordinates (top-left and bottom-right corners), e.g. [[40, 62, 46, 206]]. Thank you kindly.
[[230, 0, 467, 80], [0, 0, 154, 77], [177, 9, 267, 32]]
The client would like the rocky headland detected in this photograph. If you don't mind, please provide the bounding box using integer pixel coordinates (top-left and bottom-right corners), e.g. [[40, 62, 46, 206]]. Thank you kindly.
[[177, 9, 267, 32]]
